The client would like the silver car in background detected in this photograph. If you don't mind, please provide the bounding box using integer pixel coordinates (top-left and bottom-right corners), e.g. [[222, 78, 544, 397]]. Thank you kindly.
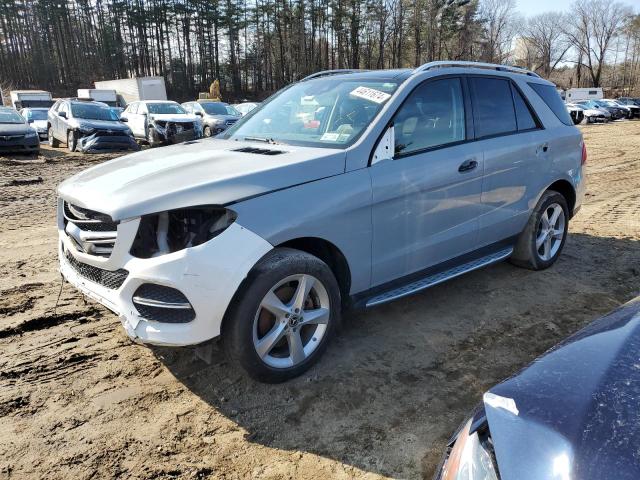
[[182, 101, 241, 136], [57, 62, 585, 382]]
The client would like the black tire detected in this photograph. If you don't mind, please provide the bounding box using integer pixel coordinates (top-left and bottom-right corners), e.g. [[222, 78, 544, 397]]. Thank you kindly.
[[48, 127, 60, 147], [510, 190, 569, 271], [203, 125, 212, 137], [222, 248, 341, 383], [67, 130, 77, 152]]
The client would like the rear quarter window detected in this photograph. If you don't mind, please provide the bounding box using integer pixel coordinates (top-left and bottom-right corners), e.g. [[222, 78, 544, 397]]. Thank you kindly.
[[528, 83, 573, 126]]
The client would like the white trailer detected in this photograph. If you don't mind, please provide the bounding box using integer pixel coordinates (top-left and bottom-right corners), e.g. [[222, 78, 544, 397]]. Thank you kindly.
[[77, 88, 124, 107], [94, 77, 167, 105], [564, 88, 604, 102], [9, 90, 54, 109]]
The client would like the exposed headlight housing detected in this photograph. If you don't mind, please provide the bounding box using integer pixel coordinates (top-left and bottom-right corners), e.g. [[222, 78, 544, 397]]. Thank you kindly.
[[436, 415, 499, 480], [25, 130, 38, 138], [130, 206, 237, 258]]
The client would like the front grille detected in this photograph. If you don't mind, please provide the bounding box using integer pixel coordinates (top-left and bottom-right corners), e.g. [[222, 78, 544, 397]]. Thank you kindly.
[[64, 250, 128, 289], [63, 202, 118, 257], [0, 134, 25, 142], [132, 284, 195, 323], [93, 129, 127, 137]]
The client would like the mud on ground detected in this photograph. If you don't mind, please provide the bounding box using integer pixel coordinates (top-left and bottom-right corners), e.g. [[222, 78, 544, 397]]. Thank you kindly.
[[1, 123, 640, 479]]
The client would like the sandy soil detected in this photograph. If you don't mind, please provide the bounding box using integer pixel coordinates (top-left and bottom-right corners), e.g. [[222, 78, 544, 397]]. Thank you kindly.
[[1, 122, 640, 480]]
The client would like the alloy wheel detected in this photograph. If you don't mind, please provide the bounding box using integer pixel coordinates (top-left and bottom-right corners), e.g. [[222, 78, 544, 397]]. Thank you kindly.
[[252, 274, 330, 369], [536, 203, 565, 261]]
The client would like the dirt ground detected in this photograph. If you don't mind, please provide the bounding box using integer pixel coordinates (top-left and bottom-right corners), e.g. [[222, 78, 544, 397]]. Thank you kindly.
[[1, 122, 639, 480]]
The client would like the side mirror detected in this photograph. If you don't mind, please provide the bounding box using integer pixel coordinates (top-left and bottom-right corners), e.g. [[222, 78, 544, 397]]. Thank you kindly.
[[371, 125, 395, 165], [141, 112, 147, 117], [58, 111, 67, 119], [195, 111, 203, 117], [27, 119, 34, 124], [119, 116, 128, 122]]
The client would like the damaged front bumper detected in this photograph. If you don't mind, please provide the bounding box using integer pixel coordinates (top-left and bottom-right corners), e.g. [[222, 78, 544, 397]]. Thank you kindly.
[[149, 122, 201, 146], [77, 133, 140, 153], [57, 206, 272, 346]]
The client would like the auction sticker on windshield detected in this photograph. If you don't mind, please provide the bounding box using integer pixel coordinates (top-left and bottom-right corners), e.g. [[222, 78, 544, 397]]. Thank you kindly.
[[350, 86, 391, 104]]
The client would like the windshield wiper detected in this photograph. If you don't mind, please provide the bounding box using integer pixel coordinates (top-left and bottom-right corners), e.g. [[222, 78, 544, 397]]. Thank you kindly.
[[243, 136, 285, 145]]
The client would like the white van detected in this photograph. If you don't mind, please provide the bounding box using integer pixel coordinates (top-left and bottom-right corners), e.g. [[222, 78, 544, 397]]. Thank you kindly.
[[565, 88, 604, 102]]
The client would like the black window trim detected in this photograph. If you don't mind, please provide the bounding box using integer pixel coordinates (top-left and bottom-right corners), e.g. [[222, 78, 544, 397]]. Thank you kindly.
[[368, 73, 545, 166]]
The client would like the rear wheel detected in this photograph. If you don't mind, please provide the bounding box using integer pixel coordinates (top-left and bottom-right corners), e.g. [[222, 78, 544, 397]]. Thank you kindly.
[[510, 190, 569, 270], [223, 248, 341, 383]]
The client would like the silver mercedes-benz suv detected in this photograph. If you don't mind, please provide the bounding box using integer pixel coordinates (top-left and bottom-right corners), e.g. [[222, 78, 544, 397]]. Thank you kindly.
[[57, 61, 586, 382]]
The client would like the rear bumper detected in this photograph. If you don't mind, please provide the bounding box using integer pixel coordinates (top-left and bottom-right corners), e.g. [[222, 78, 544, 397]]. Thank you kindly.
[[78, 134, 140, 153]]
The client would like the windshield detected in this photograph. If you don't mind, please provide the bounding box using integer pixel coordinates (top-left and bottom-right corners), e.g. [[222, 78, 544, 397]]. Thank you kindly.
[[147, 103, 186, 115], [24, 109, 48, 121], [202, 103, 240, 116], [0, 109, 26, 124], [71, 103, 119, 121], [222, 78, 399, 148]]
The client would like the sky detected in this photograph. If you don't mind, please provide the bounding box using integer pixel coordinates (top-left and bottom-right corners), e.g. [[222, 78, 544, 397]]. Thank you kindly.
[[516, 0, 638, 16]]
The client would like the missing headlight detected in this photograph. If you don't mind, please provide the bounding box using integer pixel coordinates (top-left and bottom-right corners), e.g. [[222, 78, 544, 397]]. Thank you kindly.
[[130, 206, 237, 258]]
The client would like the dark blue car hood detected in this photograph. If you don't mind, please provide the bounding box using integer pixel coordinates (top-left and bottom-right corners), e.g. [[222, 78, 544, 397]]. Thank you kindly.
[[484, 298, 640, 480]]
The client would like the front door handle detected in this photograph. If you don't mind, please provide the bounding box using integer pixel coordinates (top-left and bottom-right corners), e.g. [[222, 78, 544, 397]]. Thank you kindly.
[[458, 159, 478, 173]]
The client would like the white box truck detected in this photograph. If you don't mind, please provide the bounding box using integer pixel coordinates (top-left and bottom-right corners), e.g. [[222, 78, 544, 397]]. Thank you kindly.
[[9, 90, 54, 109], [564, 88, 604, 102], [77, 88, 125, 108], [94, 77, 167, 105]]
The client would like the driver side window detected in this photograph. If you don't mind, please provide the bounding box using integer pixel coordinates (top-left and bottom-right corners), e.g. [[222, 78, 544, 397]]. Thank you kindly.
[[393, 78, 466, 156]]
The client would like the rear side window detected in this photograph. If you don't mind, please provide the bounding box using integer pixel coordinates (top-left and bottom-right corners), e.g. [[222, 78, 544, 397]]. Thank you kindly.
[[511, 85, 538, 131], [469, 77, 517, 138], [528, 83, 573, 126]]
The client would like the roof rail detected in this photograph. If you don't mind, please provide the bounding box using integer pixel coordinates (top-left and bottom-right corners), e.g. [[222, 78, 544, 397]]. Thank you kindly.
[[413, 61, 541, 78], [300, 69, 369, 82]]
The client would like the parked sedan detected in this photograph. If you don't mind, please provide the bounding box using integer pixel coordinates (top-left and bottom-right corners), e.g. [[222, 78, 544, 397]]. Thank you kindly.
[[617, 97, 640, 107], [122, 100, 201, 146], [0, 107, 40, 154], [604, 98, 640, 118], [434, 297, 640, 480], [565, 104, 584, 125], [182, 101, 241, 136], [19, 107, 49, 140], [48, 99, 139, 153], [576, 100, 625, 120], [566, 103, 609, 123]]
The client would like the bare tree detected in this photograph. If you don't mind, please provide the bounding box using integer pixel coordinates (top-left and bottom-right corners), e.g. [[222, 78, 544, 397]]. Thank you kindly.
[[565, 0, 631, 87], [478, 0, 519, 63], [524, 12, 571, 77]]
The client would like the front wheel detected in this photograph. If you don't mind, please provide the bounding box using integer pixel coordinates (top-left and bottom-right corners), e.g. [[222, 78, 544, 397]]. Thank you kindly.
[[48, 127, 60, 147], [222, 248, 341, 383], [510, 190, 569, 270], [67, 130, 77, 152], [203, 125, 212, 137]]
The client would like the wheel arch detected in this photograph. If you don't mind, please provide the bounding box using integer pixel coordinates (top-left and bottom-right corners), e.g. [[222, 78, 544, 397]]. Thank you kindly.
[[545, 179, 576, 217], [275, 237, 352, 303]]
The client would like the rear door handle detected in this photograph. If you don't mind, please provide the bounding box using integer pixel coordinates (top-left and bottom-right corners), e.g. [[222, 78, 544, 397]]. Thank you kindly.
[[458, 159, 478, 173]]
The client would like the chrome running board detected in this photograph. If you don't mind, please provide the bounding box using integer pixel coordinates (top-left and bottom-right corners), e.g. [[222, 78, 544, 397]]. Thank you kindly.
[[366, 247, 513, 307]]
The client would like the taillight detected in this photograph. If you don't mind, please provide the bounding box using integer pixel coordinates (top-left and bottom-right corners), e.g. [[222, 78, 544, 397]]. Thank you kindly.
[[581, 142, 587, 165]]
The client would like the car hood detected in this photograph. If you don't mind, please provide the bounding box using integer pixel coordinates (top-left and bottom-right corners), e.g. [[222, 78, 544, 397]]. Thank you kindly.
[[0, 123, 31, 135], [75, 119, 130, 131], [150, 113, 198, 123], [32, 119, 48, 130], [484, 297, 640, 480], [57, 138, 344, 220], [205, 114, 240, 122]]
